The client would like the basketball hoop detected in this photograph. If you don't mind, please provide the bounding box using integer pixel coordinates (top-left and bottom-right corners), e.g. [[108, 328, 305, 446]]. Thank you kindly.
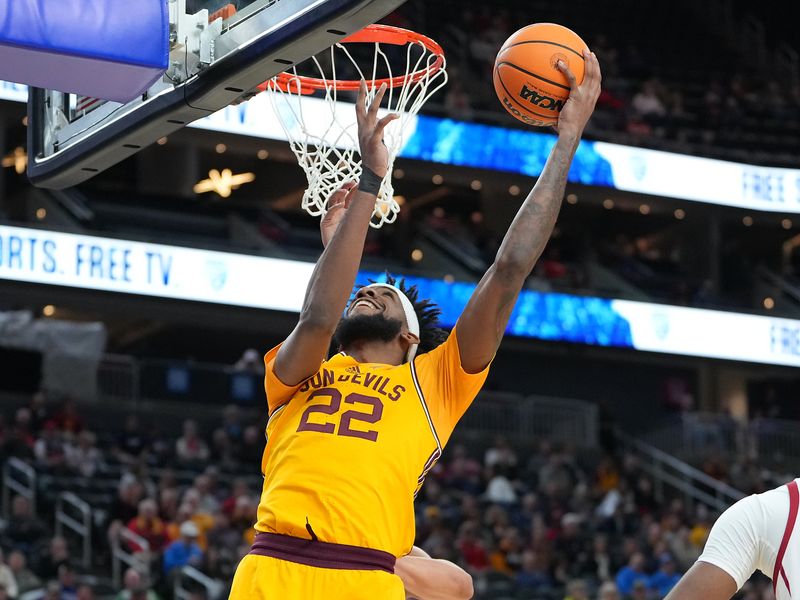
[[261, 24, 447, 228]]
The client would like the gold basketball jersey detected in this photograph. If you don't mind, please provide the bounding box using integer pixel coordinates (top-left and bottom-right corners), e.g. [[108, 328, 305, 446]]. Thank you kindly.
[[255, 328, 489, 557]]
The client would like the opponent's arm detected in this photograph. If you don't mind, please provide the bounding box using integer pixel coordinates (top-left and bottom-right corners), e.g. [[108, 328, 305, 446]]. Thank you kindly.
[[455, 52, 602, 373], [663, 562, 737, 600], [273, 82, 398, 385], [396, 546, 474, 600]]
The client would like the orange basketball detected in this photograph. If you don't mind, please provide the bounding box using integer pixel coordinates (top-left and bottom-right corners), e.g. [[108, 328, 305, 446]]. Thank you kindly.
[[493, 23, 589, 127]]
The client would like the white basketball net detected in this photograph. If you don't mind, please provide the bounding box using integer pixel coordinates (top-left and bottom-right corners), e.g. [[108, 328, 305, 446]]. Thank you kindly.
[[265, 31, 447, 228]]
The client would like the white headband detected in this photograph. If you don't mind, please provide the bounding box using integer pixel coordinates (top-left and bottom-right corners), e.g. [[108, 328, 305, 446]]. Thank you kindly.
[[365, 283, 420, 362]]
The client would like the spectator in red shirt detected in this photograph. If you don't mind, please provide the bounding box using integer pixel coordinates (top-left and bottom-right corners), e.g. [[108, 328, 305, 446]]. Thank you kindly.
[[51, 399, 84, 434], [221, 479, 251, 518], [456, 522, 490, 572], [126, 499, 168, 554]]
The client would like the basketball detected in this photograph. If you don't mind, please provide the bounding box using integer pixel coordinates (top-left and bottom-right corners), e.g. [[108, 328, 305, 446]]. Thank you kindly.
[[493, 23, 589, 126]]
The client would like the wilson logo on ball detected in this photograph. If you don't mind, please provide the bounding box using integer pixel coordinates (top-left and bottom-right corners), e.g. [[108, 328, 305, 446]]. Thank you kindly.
[[519, 85, 566, 112], [501, 96, 548, 126]]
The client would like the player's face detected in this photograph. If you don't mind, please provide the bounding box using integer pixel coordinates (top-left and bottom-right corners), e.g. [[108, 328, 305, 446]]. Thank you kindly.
[[347, 286, 406, 325], [335, 286, 407, 350]]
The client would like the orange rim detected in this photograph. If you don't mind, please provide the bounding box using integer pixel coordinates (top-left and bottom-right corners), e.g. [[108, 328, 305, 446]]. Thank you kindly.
[[257, 24, 445, 95]]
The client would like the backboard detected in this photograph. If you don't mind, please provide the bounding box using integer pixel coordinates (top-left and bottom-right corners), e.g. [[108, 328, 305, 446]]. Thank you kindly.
[[27, 0, 405, 189]]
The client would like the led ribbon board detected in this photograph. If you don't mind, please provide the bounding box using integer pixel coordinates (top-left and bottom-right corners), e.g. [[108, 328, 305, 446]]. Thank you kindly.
[[3, 82, 797, 211], [2, 224, 799, 367]]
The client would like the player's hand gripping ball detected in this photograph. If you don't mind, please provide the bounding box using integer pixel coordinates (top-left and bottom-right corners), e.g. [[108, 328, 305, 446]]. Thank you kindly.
[[493, 23, 589, 126]]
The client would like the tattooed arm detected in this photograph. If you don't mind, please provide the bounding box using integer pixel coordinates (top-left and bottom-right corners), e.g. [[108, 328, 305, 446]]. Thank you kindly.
[[455, 51, 602, 373]]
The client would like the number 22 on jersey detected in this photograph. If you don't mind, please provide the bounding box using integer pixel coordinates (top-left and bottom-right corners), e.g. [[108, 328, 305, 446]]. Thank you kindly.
[[297, 387, 384, 442]]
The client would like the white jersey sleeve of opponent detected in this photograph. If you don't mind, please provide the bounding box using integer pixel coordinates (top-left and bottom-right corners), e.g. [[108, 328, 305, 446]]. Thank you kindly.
[[698, 487, 787, 590]]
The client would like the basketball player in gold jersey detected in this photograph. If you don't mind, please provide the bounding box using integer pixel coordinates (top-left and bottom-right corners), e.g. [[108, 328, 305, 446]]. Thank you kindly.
[[229, 51, 601, 599]]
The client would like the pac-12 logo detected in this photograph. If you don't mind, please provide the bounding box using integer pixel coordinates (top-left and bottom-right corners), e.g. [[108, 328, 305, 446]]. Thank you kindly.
[[519, 84, 566, 112], [205, 259, 228, 291]]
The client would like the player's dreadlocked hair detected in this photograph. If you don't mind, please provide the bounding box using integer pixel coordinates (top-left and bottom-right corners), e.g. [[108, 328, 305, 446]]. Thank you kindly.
[[367, 272, 448, 355]]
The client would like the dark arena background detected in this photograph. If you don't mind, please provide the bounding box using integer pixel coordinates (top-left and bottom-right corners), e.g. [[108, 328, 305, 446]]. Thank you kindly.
[[1, 0, 800, 598]]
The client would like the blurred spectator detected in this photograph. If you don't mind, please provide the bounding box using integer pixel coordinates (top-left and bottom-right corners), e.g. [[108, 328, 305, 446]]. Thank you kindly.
[[65, 431, 103, 478], [221, 479, 251, 517], [28, 392, 51, 433], [126, 499, 168, 554], [76, 585, 94, 600], [565, 579, 590, 600], [632, 80, 666, 121], [8, 550, 41, 595], [516, 550, 552, 591], [688, 513, 710, 549], [649, 553, 682, 597], [33, 422, 67, 470], [1, 409, 36, 461], [219, 405, 243, 445], [114, 416, 149, 465], [540, 247, 570, 282], [234, 349, 264, 375], [56, 564, 78, 600], [456, 522, 490, 573], [113, 568, 160, 600], [555, 514, 590, 579], [190, 474, 221, 514], [167, 498, 213, 551], [634, 477, 658, 515], [443, 445, 482, 495], [5, 497, 47, 552], [205, 513, 242, 580], [206, 513, 241, 552], [0, 549, 18, 600], [230, 496, 257, 547], [175, 420, 209, 464], [163, 522, 203, 578], [597, 581, 620, 600], [589, 534, 614, 582], [36, 537, 71, 582], [51, 400, 83, 434], [596, 458, 620, 493], [110, 480, 146, 526], [210, 430, 237, 469], [485, 467, 517, 504], [237, 426, 264, 465], [35, 581, 61, 600], [632, 579, 651, 600], [484, 436, 518, 470], [158, 487, 180, 524], [615, 553, 648, 597]]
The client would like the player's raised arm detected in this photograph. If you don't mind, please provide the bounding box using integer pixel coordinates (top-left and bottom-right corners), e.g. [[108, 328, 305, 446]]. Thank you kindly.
[[273, 81, 398, 385], [454, 51, 601, 373]]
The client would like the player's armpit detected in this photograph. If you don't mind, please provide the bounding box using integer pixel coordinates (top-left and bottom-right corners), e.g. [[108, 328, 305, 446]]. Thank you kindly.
[[395, 555, 473, 600], [664, 562, 738, 600]]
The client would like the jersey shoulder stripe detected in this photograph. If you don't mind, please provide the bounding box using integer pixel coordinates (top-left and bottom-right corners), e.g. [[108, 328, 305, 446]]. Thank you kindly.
[[773, 480, 800, 597], [409, 359, 441, 451]]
